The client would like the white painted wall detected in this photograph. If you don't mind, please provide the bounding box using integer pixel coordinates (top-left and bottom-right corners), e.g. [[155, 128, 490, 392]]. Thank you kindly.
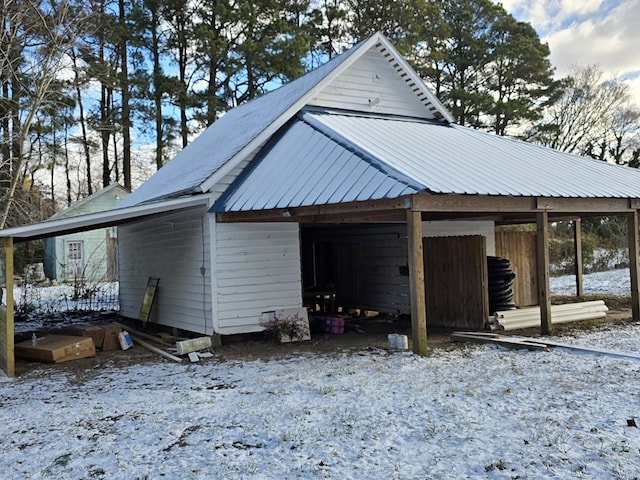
[[423, 220, 495, 256], [308, 47, 434, 119], [118, 205, 213, 334], [214, 222, 302, 335]]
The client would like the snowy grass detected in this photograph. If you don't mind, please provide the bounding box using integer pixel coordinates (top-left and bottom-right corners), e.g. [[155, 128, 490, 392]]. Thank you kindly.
[[2, 323, 640, 479]]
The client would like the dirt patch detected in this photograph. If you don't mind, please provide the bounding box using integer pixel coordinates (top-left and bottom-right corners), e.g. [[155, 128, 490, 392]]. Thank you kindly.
[[11, 297, 635, 381]]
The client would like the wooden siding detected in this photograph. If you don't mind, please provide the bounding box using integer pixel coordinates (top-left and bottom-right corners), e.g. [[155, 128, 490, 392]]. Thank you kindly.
[[495, 231, 538, 307], [307, 48, 434, 119], [118, 206, 213, 334], [424, 235, 488, 329], [214, 222, 302, 335]]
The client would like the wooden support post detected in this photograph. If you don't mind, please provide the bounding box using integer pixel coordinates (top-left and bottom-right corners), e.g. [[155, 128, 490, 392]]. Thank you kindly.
[[628, 211, 640, 322], [574, 219, 584, 297], [0, 237, 15, 377], [536, 211, 551, 335], [407, 209, 427, 356]]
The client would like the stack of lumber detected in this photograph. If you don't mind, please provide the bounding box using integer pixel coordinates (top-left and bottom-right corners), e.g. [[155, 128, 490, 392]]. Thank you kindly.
[[489, 300, 608, 331]]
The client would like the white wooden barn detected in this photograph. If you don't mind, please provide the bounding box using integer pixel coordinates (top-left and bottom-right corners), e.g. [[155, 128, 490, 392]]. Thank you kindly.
[[4, 33, 640, 376]]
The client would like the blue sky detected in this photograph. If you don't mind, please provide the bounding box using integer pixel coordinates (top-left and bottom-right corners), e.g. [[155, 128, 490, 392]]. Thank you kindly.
[[497, 0, 640, 104]]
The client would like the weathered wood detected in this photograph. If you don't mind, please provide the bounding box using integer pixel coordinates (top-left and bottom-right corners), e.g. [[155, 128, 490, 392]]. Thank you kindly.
[[494, 230, 537, 307], [628, 211, 640, 322], [407, 209, 427, 356], [574, 219, 584, 297], [450, 332, 548, 351], [536, 211, 551, 335], [127, 333, 183, 362], [0, 238, 14, 377], [424, 235, 487, 329]]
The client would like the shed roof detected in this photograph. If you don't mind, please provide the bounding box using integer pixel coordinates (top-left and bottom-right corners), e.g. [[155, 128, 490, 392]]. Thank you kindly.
[[213, 109, 640, 213], [119, 33, 452, 208]]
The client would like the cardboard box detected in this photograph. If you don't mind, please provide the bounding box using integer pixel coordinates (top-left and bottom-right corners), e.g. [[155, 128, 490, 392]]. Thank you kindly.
[[15, 335, 96, 363], [100, 323, 123, 351], [65, 325, 105, 350]]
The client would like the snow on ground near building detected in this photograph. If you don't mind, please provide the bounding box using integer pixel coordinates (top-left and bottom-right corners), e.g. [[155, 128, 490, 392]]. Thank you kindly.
[[1, 268, 638, 479], [550, 268, 631, 297], [2, 323, 640, 479]]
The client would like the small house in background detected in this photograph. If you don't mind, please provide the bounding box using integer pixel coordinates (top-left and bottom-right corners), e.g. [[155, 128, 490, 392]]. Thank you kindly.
[[43, 184, 129, 283]]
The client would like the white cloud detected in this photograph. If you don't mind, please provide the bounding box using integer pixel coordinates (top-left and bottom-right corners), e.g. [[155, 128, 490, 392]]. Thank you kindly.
[[497, 0, 640, 105]]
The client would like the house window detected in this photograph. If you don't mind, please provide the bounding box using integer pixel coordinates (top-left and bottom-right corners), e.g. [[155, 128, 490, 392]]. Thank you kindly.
[[66, 240, 84, 281]]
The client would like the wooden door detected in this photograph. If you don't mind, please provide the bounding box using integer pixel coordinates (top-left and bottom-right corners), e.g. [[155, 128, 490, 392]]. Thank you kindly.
[[424, 235, 488, 329]]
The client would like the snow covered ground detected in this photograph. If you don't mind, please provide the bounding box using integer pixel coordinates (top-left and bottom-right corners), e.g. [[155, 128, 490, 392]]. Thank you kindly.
[[550, 268, 631, 297], [1, 324, 640, 479], [1, 269, 639, 479]]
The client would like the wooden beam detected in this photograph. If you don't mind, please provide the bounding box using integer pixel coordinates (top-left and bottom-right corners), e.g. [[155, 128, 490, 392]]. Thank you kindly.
[[407, 209, 427, 356], [574, 219, 584, 297], [0, 237, 14, 377], [411, 193, 635, 215], [216, 196, 411, 223], [536, 211, 551, 335], [628, 211, 640, 322]]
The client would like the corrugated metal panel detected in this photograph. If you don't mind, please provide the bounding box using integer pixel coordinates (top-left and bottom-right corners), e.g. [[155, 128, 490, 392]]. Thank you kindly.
[[305, 111, 640, 198], [121, 34, 454, 209], [213, 119, 422, 212]]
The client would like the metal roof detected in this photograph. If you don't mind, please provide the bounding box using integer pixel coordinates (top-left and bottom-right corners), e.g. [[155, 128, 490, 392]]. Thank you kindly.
[[213, 110, 640, 213], [120, 33, 453, 209], [0, 196, 208, 242], [212, 118, 421, 212], [305, 111, 640, 198]]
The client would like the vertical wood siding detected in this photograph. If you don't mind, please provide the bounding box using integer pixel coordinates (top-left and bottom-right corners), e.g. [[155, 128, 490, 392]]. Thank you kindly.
[[495, 231, 538, 306], [118, 206, 213, 334], [214, 222, 302, 335], [307, 48, 434, 119], [424, 235, 488, 329]]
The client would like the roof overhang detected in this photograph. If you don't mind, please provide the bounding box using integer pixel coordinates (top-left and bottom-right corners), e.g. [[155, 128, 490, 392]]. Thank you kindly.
[[215, 193, 640, 225], [0, 195, 209, 243]]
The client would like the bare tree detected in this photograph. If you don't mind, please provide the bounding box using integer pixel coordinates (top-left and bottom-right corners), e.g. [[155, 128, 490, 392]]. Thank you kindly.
[[525, 65, 635, 160], [0, 0, 91, 228]]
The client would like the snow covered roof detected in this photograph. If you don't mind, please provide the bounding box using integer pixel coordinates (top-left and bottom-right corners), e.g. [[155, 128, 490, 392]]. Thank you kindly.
[[119, 33, 452, 208]]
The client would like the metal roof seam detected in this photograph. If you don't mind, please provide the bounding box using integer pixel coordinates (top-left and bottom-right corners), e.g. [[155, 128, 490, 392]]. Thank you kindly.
[[300, 111, 427, 192]]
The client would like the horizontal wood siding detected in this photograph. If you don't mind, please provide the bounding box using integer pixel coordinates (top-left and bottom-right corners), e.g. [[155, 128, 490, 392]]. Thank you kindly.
[[307, 49, 431, 118], [215, 222, 301, 334], [118, 206, 213, 334], [495, 231, 538, 306]]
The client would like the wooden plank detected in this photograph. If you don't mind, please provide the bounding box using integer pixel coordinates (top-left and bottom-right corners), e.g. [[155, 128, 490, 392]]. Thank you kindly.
[[128, 334, 183, 362], [450, 332, 548, 351], [536, 211, 551, 335], [407, 209, 427, 356], [628, 211, 640, 322], [452, 332, 640, 360], [0, 238, 14, 377]]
